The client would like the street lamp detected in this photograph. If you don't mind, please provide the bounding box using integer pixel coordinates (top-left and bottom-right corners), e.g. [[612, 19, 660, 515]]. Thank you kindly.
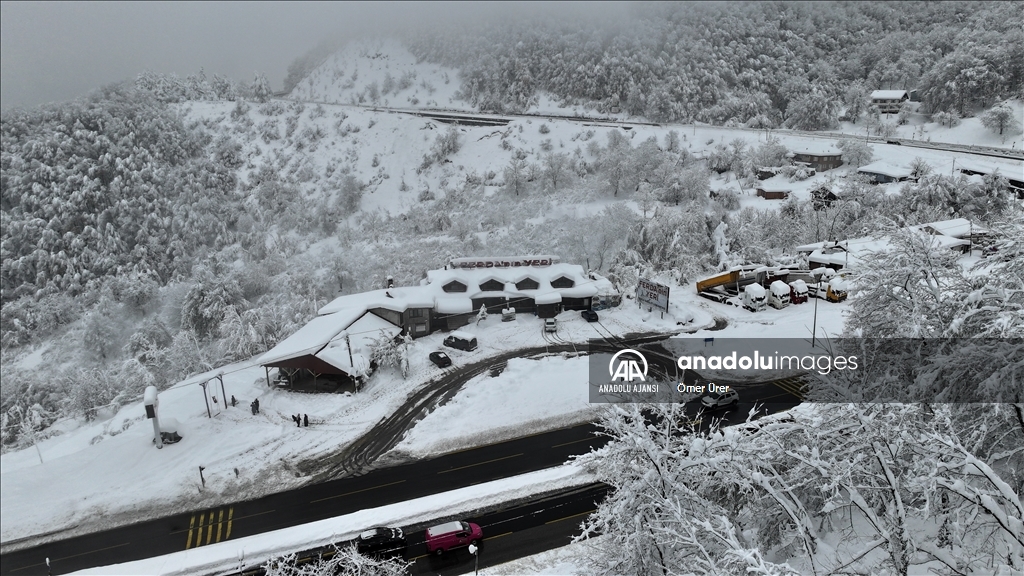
[[468, 543, 479, 575]]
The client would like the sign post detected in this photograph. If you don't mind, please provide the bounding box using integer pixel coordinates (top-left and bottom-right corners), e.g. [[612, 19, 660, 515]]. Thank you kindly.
[[144, 386, 162, 449], [637, 278, 670, 319]]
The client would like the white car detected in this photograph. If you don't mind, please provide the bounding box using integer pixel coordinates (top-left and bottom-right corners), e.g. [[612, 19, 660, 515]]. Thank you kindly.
[[701, 389, 739, 409], [544, 318, 557, 332]]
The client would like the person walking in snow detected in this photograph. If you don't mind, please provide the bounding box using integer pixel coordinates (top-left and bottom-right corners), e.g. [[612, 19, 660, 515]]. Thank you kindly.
[[303, 414, 309, 427], [254, 398, 260, 414]]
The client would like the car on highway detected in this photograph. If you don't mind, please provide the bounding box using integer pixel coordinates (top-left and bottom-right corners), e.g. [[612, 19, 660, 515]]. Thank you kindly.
[[544, 318, 558, 332], [425, 520, 483, 556], [356, 526, 406, 557], [428, 351, 452, 368], [701, 389, 739, 409], [581, 309, 599, 322]]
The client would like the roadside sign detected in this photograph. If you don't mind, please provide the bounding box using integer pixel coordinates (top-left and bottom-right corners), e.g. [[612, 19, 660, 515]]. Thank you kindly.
[[637, 278, 670, 313]]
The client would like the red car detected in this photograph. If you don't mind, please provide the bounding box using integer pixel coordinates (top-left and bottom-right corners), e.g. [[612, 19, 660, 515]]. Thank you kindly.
[[425, 520, 483, 555]]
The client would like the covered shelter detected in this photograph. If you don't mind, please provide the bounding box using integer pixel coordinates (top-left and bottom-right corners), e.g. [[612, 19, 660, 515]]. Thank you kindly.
[[257, 309, 400, 392]]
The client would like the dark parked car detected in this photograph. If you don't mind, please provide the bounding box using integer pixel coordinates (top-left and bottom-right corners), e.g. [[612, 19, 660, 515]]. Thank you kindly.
[[429, 351, 452, 368], [581, 309, 599, 322], [356, 526, 406, 556]]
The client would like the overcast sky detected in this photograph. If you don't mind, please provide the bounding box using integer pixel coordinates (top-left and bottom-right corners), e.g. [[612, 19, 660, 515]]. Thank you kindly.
[[1, 1, 629, 111]]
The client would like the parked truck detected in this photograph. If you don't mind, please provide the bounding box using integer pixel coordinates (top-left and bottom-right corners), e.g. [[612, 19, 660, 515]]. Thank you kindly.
[[768, 280, 791, 309], [808, 277, 848, 303], [789, 279, 809, 304], [743, 283, 767, 312]]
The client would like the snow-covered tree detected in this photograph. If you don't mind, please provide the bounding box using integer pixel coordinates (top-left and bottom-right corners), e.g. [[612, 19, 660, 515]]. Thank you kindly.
[[745, 138, 789, 172], [369, 331, 409, 378], [251, 72, 272, 103], [542, 152, 570, 191], [836, 138, 873, 168], [784, 91, 839, 131], [842, 83, 870, 124], [931, 110, 961, 128], [980, 102, 1021, 137], [503, 156, 528, 196]]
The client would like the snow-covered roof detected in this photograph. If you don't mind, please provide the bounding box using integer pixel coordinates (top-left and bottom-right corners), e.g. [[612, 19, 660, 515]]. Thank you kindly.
[[911, 218, 988, 239], [339, 312, 402, 353], [535, 292, 562, 305], [770, 280, 789, 295], [858, 161, 913, 179], [791, 143, 840, 156], [425, 262, 597, 300], [318, 287, 433, 316], [758, 185, 793, 193], [264, 260, 597, 370], [871, 90, 908, 100], [806, 230, 969, 270], [434, 296, 474, 314], [315, 347, 369, 377], [257, 308, 367, 366], [427, 521, 464, 537], [790, 279, 808, 292], [954, 158, 1024, 181]]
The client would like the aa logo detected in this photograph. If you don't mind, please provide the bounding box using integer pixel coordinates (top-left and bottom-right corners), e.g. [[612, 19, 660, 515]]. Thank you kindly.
[[609, 349, 649, 382]]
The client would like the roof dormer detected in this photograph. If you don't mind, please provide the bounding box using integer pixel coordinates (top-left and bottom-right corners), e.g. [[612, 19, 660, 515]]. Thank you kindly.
[[443, 280, 468, 293], [550, 275, 575, 289], [479, 278, 505, 292], [515, 277, 540, 290]]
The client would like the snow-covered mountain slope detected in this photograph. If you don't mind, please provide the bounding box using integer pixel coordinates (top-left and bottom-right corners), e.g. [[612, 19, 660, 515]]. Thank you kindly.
[[287, 38, 464, 111]]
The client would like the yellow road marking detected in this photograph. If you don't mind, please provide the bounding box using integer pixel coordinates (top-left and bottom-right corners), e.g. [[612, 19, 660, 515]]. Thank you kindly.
[[310, 479, 407, 503], [484, 531, 513, 540], [438, 453, 523, 474], [206, 513, 214, 545], [216, 509, 224, 542], [546, 509, 595, 524], [773, 379, 806, 398], [551, 437, 596, 448], [226, 506, 234, 539], [186, 513, 197, 549]]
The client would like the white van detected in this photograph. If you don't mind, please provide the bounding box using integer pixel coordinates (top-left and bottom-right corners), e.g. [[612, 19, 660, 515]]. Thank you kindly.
[[443, 331, 478, 351]]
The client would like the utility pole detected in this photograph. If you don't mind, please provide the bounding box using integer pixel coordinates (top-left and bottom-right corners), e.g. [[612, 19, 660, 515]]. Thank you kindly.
[[811, 268, 824, 349]]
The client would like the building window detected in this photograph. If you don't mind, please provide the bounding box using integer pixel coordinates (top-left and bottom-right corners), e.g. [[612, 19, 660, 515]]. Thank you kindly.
[[516, 278, 539, 290], [443, 281, 467, 293], [479, 279, 505, 291], [410, 308, 423, 318], [414, 324, 427, 334], [551, 276, 575, 289]]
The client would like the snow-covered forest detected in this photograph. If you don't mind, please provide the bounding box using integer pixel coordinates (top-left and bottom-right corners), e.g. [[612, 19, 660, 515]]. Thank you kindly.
[[403, 1, 1024, 122], [1, 2, 1023, 572]]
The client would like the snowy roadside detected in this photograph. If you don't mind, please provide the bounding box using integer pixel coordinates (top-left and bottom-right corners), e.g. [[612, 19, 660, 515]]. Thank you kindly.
[[68, 464, 596, 576], [0, 303, 692, 549]]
